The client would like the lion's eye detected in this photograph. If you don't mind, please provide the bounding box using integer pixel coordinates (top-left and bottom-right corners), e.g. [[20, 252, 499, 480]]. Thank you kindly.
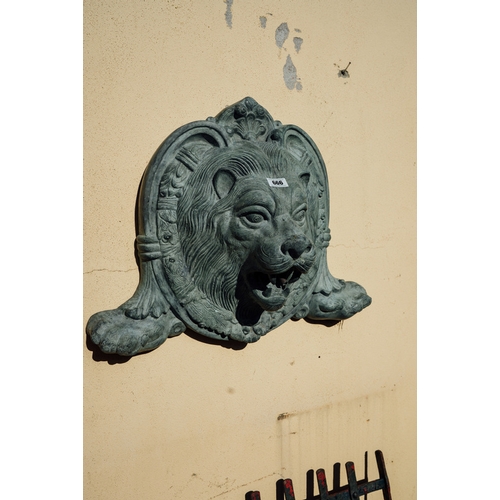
[[243, 213, 265, 224], [237, 205, 272, 228], [293, 205, 307, 223], [295, 210, 306, 221]]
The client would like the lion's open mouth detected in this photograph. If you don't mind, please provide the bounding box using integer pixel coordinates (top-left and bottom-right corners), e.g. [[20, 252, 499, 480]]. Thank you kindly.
[[246, 268, 302, 311]]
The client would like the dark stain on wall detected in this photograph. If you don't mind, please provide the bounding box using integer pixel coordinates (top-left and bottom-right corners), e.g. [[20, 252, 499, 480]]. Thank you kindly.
[[275, 22, 290, 48], [224, 0, 233, 28], [293, 37, 303, 53], [283, 55, 302, 91]]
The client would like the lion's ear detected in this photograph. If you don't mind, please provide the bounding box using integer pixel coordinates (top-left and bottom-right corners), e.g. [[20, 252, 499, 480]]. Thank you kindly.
[[213, 169, 236, 199], [300, 172, 311, 186]]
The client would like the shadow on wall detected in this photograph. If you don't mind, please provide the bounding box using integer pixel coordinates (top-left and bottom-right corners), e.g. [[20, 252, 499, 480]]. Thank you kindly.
[[85, 316, 344, 364]]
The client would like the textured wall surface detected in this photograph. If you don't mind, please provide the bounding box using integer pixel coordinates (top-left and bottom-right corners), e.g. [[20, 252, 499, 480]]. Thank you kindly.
[[84, 1, 416, 498]]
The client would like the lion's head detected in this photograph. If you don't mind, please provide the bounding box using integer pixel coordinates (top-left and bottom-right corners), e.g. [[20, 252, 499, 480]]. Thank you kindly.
[[176, 141, 317, 325]]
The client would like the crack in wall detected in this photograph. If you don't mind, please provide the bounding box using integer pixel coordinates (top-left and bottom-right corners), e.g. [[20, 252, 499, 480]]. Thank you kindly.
[[206, 472, 280, 499], [84, 268, 137, 275], [330, 243, 384, 250]]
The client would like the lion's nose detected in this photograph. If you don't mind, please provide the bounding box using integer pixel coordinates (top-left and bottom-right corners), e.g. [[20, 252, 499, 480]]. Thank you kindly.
[[281, 235, 312, 260]]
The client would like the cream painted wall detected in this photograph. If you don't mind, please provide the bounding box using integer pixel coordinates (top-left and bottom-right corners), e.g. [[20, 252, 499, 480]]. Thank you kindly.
[[84, 1, 416, 499]]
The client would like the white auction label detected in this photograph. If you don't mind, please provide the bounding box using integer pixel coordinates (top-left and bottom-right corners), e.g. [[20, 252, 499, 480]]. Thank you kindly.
[[266, 178, 288, 187]]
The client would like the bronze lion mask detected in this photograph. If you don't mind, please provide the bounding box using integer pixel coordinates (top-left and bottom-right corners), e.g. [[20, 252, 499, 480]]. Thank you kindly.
[[87, 98, 371, 355]]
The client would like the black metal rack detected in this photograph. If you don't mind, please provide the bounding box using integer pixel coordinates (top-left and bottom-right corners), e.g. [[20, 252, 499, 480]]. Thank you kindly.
[[246, 450, 391, 500]]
